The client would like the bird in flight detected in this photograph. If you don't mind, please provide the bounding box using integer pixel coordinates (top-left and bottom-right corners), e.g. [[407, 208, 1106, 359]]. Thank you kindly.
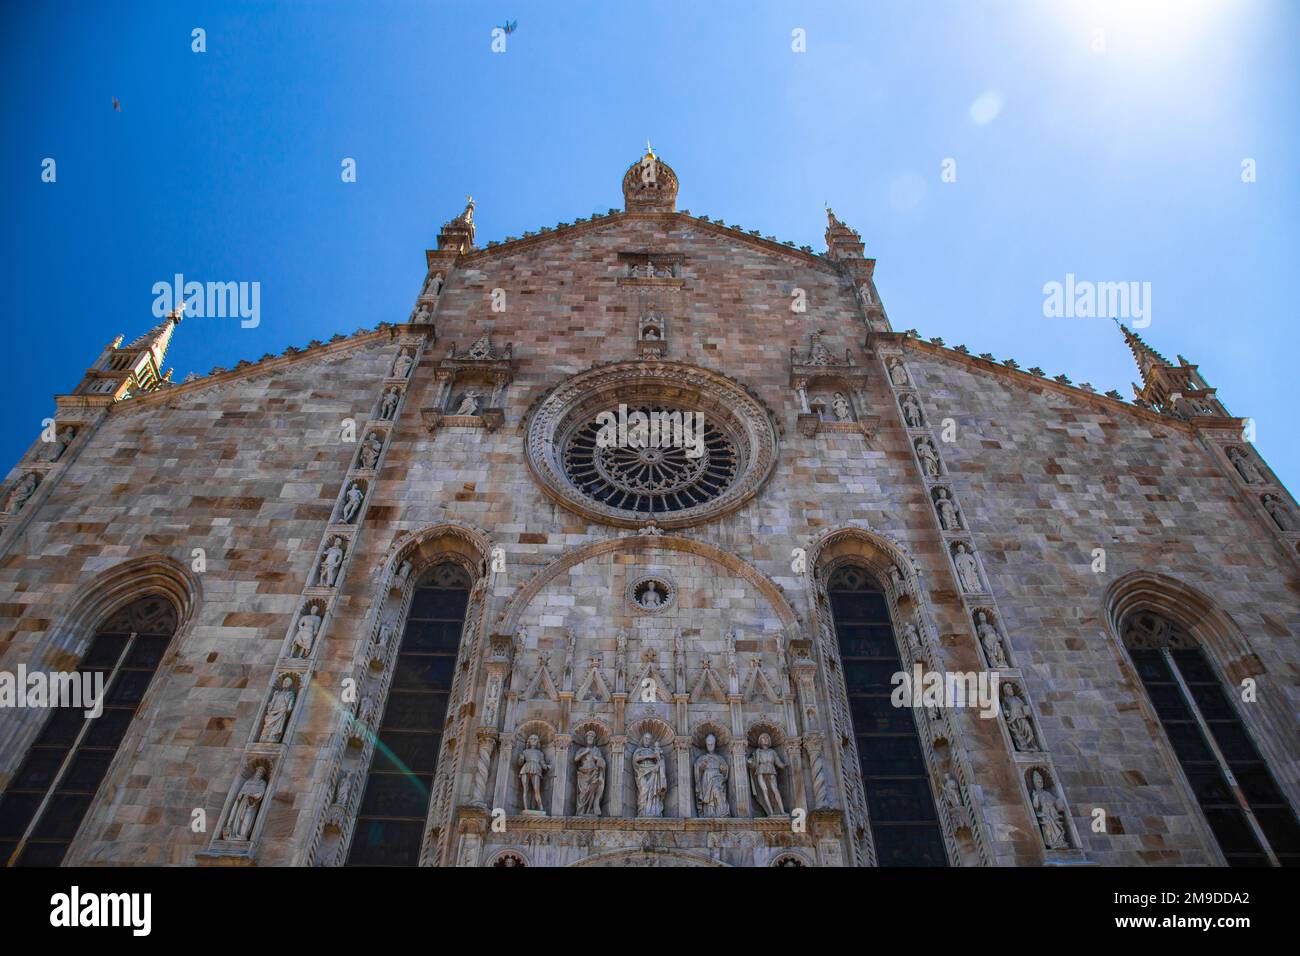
[[499, 19, 517, 34], [112, 96, 122, 112]]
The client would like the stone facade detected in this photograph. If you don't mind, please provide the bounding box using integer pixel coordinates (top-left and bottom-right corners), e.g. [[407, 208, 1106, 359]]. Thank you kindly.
[[0, 151, 1296, 867]]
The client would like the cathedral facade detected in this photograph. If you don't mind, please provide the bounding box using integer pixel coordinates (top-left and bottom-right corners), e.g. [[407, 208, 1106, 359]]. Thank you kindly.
[[0, 151, 1297, 867]]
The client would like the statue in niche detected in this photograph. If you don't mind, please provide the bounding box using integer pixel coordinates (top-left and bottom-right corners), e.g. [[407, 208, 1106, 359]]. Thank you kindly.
[[643, 323, 660, 341], [935, 488, 961, 531], [4, 473, 38, 515], [455, 389, 481, 416], [694, 734, 730, 818], [953, 543, 981, 593], [916, 438, 940, 477], [572, 730, 606, 816], [319, 536, 346, 588], [333, 769, 354, 809], [355, 690, 375, 729], [518, 733, 549, 813], [359, 431, 383, 470], [392, 559, 413, 592], [903, 622, 923, 655], [638, 580, 664, 608], [425, 271, 444, 297], [631, 732, 668, 817], [901, 394, 923, 427], [1226, 446, 1262, 484], [375, 614, 396, 653], [831, 392, 852, 422], [341, 481, 364, 523], [413, 305, 431, 324], [1030, 770, 1069, 849], [292, 603, 322, 658], [44, 426, 76, 462], [1262, 494, 1296, 532], [222, 765, 268, 841], [975, 611, 1008, 669], [259, 675, 296, 743], [889, 361, 909, 387], [380, 386, 400, 420], [392, 350, 414, 378], [748, 733, 786, 816], [615, 630, 628, 694], [942, 773, 963, 816], [1002, 684, 1038, 751]]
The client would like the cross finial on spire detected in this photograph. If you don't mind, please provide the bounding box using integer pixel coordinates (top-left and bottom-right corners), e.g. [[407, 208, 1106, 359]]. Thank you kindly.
[[645, 138, 655, 159]]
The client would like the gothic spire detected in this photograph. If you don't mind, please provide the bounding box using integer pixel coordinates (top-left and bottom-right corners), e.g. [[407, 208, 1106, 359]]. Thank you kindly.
[[1115, 321, 1227, 419], [73, 305, 184, 400], [1116, 319, 1171, 386]]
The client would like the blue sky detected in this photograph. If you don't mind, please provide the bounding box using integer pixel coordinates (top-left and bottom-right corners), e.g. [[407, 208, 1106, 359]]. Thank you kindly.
[[3, 0, 1297, 486]]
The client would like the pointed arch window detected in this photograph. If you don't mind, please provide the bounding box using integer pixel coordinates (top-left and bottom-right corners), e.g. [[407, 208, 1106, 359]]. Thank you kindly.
[[827, 565, 947, 866], [345, 562, 470, 866], [0, 595, 178, 866], [1124, 612, 1300, 866]]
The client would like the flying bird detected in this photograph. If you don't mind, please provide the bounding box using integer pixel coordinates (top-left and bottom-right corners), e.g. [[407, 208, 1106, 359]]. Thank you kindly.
[[112, 96, 122, 112]]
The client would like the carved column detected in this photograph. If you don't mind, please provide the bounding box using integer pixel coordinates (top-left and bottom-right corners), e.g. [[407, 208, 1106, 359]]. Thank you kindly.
[[786, 736, 809, 813], [470, 730, 498, 806], [676, 737, 693, 818], [803, 732, 831, 810], [551, 733, 573, 817], [731, 741, 752, 818], [610, 736, 627, 817]]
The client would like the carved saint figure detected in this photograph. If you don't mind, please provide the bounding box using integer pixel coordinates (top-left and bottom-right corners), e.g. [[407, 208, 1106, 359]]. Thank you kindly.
[[5, 473, 39, 514], [953, 543, 981, 593], [632, 732, 668, 817], [889, 361, 908, 387], [748, 733, 786, 816], [333, 770, 354, 809], [380, 386, 400, 420], [292, 604, 322, 658], [901, 394, 923, 427], [359, 432, 383, 470], [1030, 770, 1068, 849], [643, 323, 660, 341], [1226, 446, 1261, 484], [392, 350, 414, 378], [694, 733, 730, 818], [975, 611, 1008, 669], [222, 765, 268, 841], [392, 559, 413, 592], [341, 481, 364, 523], [942, 773, 963, 816], [319, 536, 345, 588], [935, 488, 960, 531], [45, 426, 76, 462], [639, 580, 663, 608], [455, 390, 481, 416], [260, 676, 296, 743], [572, 730, 606, 816], [425, 271, 444, 297], [1002, 684, 1038, 751], [413, 305, 430, 324], [916, 439, 940, 477], [1262, 494, 1295, 532], [832, 392, 852, 422], [375, 614, 396, 652], [518, 733, 549, 812]]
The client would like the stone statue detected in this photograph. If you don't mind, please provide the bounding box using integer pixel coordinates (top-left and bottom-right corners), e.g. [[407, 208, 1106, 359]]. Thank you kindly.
[[631, 732, 668, 817], [5, 473, 39, 514], [572, 730, 606, 816], [292, 604, 322, 658], [1002, 684, 1038, 751], [694, 734, 730, 818], [359, 432, 383, 470], [1263, 494, 1295, 532], [1227, 447, 1261, 484], [341, 482, 364, 523], [615, 630, 627, 694], [748, 733, 786, 816], [639, 581, 663, 608], [1030, 770, 1068, 849], [901, 394, 923, 427], [392, 559, 413, 592], [673, 630, 686, 694], [425, 271, 444, 296], [975, 611, 1008, 669], [392, 350, 414, 378], [518, 733, 549, 812], [903, 622, 923, 654], [222, 765, 268, 841], [333, 769, 354, 809], [643, 324, 660, 341], [832, 392, 852, 422], [953, 543, 981, 593], [260, 675, 296, 743], [889, 361, 908, 387], [319, 536, 345, 588], [45, 426, 76, 462], [935, 488, 960, 531], [916, 439, 940, 477], [455, 390, 481, 416], [942, 773, 963, 815], [413, 305, 430, 324], [375, 614, 396, 653], [380, 386, 400, 420]]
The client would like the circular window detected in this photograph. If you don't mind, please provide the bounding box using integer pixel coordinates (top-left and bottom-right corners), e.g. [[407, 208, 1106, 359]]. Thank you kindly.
[[525, 363, 779, 529]]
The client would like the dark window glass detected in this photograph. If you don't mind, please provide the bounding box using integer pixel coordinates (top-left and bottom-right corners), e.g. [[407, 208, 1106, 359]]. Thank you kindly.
[[346, 563, 469, 867], [828, 566, 946, 866], [2, 595, 178, 867]]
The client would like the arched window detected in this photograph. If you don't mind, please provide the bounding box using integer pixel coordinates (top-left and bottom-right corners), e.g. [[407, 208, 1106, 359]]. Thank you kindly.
[[346, 562, 470, 866], [1124, 611, 1300, 866], [827, 565, 946, 866], [0, 594, 178, 866]]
